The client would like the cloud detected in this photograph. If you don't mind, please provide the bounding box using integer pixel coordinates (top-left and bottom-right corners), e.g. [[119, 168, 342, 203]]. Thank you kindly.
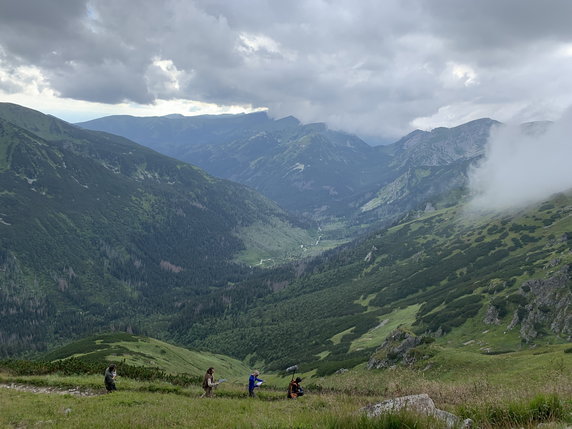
[[1, 1, 572, 138], [468, 108, 572, 211]]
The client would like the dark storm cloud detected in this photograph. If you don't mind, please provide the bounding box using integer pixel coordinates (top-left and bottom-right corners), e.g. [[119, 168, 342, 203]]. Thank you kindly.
[[422, 0, 572, 54], [1, 0, 571, 138], [0, 1, 89, 62]]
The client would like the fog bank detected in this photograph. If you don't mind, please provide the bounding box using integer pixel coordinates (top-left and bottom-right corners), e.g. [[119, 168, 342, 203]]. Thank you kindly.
[[468, 108, 572, 211]]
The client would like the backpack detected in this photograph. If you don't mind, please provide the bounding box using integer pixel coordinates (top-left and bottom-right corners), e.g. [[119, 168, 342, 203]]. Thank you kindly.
[[202, 374, 211, 389]]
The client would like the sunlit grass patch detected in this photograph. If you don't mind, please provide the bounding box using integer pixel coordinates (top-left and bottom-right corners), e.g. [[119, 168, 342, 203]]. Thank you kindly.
[[349, 304, 421, 352]]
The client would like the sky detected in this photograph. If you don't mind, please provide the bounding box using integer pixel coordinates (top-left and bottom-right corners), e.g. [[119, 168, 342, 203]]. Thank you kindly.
[[1, 0, 572, 141]]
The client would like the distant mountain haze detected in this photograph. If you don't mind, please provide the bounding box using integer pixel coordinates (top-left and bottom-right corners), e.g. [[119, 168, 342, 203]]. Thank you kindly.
[[77, 114, 498, 226]]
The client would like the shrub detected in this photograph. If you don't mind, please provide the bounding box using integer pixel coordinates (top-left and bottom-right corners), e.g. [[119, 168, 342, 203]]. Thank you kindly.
[[539, 203, 555, 211], [0, 358, 202, 386], [507, 294, 527, 306], [491, 297, 508, 318], [314, 357, 366, 377], [457, 394, 565, 427], [419, 336, 435, 344]]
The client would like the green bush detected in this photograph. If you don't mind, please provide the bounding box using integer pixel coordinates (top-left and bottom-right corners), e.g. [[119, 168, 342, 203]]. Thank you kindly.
[[490, 297, 508, 318], [457, 394, 565, 427], [528, 394, 564, 421], [314, 357, 365, 377], [507, 293, 528, 306], [0, 358, 202, 386]]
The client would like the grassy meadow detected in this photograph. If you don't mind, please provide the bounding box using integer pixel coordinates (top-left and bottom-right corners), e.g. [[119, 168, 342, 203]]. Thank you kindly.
[[2, 343, 572, 428], [41, 333, 250, 379]]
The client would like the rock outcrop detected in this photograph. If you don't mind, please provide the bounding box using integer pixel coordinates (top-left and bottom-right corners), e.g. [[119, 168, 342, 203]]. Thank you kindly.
[[483, 304, 501, 325], [506, 266, 572, 342], [367, 328, 423, 369]]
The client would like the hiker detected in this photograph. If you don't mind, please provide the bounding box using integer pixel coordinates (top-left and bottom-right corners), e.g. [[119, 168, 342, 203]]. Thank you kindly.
[[104, 364, 117, 393], [248, 370, 263, 397], [287, 377, 304, 399], [201, 367, 219, 398]]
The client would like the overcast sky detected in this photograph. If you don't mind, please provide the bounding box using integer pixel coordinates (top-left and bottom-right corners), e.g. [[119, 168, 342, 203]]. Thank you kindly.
[[1, 0, 572, 140]]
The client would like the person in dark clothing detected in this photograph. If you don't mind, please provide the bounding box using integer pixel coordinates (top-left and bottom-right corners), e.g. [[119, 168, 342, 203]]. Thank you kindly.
[[248, 370, 263, 397], [287, 377, 304, 399], [104, 364, 117, 393], [201, 367, 219, 398]]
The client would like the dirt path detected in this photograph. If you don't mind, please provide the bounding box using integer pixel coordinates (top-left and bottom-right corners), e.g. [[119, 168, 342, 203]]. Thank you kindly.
[[0, 382, 102, 397]]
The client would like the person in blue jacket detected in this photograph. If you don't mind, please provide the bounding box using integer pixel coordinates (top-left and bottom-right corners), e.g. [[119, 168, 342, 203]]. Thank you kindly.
[[248, 370, 263, 397]]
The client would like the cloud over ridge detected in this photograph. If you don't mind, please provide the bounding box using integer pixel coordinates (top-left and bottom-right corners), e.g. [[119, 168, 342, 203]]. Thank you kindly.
[[468, 108, 572, 211]]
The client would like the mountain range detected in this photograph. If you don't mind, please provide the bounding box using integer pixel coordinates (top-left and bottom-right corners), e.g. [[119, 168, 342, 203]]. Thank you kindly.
[[2, 103, 570, 375], [0, 103, 316, 356], [77, 113, 498, 230]]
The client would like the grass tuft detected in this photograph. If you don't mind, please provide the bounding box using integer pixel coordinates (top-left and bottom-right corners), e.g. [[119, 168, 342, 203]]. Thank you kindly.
[[326, 411, 447, 429], [457, 393, 567, 428]]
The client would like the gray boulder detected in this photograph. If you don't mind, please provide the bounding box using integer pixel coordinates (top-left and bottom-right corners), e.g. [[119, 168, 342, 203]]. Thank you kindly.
[[362, 393, 472, 428]]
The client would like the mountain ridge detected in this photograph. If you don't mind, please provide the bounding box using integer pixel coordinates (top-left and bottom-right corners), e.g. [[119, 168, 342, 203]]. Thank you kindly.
[[0, 102, 318, 356], [77, 113, 498, 229]]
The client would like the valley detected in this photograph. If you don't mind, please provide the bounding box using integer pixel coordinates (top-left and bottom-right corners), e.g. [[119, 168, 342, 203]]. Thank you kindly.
[[178, 192, 572, 374], [1, 103, 571, 428], [0, 103, 327, 356], [2, 2, 572, 427]]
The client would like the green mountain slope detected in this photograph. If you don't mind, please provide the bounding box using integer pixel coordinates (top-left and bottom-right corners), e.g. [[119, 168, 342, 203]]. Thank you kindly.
[[41, 332, 250, 378], [78, 113, 390, 223], [0, 103, 317, 356], [77, 115, 496, 230], [173, 192, 572, 371]]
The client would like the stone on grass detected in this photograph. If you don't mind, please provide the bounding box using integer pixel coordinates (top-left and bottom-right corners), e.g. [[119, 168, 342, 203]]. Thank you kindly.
[[362, 393, 472, 428]]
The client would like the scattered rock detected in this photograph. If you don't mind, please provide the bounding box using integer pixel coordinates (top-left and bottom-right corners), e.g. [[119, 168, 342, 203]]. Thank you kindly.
[[364, 245, 378, 262], [0, 383, 100, 397], [362, 393, 473, 428], [367, 328, 423, 369], [424, 202, 436, 213], [543, 259, 561, 270], [507, 311, 520, 331], [518, 266, 572, 343], [483, 305, 500, 325]]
